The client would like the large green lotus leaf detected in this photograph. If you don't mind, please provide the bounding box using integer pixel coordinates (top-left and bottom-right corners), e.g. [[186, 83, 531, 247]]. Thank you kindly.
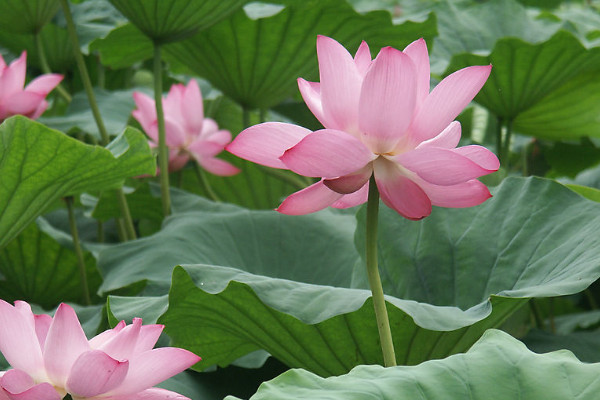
[[444, 31, 600, 139], [0, 116, 155, 248], [40, 89, 139, 140], [431, 0, 560, 72], [0, 0, 59, 34], [0, 23, 73, 72], [108, 0, 245, 43], [89, 23, 152, 69], [163, 0, 437, 109], [158, 177, 600, 375], [96, 195, 358, 294], [0, 218, 101, 308], [225, 330, 600, 400]]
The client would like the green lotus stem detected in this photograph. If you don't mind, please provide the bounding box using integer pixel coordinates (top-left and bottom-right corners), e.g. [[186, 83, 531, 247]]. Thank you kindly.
[[115, 218, 128, 242], [97, 221, 104, 243], [65, 196, 91, 306], [61, 0, 137, 240], [503, 119, 513, 168], [153, 42, 171, 216], [529, 299, 545, 329], [34, 32, 72, 103], [365, 175, 396, 367], [194, 163, 220, 202], [496, 117, 503, 165]]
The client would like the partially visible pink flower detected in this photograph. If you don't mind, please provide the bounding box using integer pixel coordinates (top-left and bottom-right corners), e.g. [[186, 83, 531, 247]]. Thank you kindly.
[[227, 36, 499, 220], [0, 51, 63, 122], [132, 80, 239, 176], [0, 300, 200, 400]]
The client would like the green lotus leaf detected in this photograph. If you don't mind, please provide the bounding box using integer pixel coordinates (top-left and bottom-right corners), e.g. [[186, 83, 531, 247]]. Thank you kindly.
[[0, 0, 60, 34]]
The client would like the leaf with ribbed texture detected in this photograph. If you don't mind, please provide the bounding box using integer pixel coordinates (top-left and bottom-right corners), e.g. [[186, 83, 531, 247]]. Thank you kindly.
[[0, 0, 59, 34], [225, 330, 600, 400], [90, 23, 152, 69], [156, 177, 600, 375], [163, 0, 437, 109], [0, 116, 155, 248], [108, 0, 245, 43], [0, 219, 101, 308], [444, 31, 600, 140]]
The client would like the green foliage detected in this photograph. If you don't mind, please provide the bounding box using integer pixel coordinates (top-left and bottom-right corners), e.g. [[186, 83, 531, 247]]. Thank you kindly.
[[0, 0, 60, 34]]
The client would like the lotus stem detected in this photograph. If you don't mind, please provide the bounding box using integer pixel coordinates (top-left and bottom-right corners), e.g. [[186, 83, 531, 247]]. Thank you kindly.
[[496, 117, 503, 165], [34, 32, 71, 103], [503, 119, 513, 168], [65, 196, 91, 306], [61, 0, 137, 239], [365, 175, 396, 367], [153, 42, 171, 216], [194, 162, 220, 202]]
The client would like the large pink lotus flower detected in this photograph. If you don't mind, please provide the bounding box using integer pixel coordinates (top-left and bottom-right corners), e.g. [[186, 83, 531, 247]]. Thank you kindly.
[[133, 80, 239, 176], [0, 300, 200, 400], [227, 36, 499, 219], [0, 51, 63, 122]]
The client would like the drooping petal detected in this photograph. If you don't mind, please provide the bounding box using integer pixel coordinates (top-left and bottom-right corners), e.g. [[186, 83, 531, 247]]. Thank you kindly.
[[453, 145, 500, 171], [226, 122, 312, 169], [317, 35, 362, 133], [43, 304, 90, 387], [280, 129, 374, 178], [415, 121, 461, 149], [276, 181, 343, 215], [196, 156, 240, 176], [24, 74, 63, 95], [0, 52, 26, 97], [181, 79, 204, 134], [3, 383, 62, 400], [373, 158, 431, 220], [403, 38, 430, 107], [4, 92, 44, 116], [66, 350, 129, 398], [105, 348, 200, 396], [358, 46, 417, 154], [324, 163, 372, 194], [353, 41, 372, 77], [103, 387, 190, 400], [0, 301, 44, 379], [394, 147, 497, 186], [1, 369, 33, 394], [331, 182, 369, 209], [408, 65, 492, 144], [417, 179, 492, 208], [297, 78, 326, 126]]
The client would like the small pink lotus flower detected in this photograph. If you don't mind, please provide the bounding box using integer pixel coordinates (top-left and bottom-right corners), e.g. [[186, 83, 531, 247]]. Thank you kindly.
[[0, 300, 200, 400], [0, 52, 63, 122], [132, 80, 239, 176], [227, 36, 499, 219]]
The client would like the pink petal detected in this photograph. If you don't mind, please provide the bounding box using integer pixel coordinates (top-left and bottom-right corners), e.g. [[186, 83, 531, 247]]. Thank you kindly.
[[1, 370, 33, 394], [417, 179, 492, 208], [226, 122, 311, 169], [3, 383, 61, 400], [162, 84, 185, 124], [97, 318, 142, 361], [297, 78, 326, 126], [203, 127, 231, 147], [163, 117, 188, 148], [408, 65, 492, 144], [34, 314, 52, 348], [280, 129, 374, 178], [403, 38, 430, 107], [90, 321, 126, 349], [181, 80, 204, 133], [0, 52, 26, 97], [66, 350, 129, 398], [353, 41, 372, 77], [317, 35, 362, 132], [276, 180, 343, 215], [132, 92, 157, 139], [133, 325, 164, 354], [43, 304, 90, 387], [415, 121, 461, 150], [0, 53, 5, 70], [105, 388, 190, 400], [5, 92, 44, 116], [24, 74, 63, 95], [0, 301, 44, 379], [453, 145, 500, 170], [197, 157, 240, 176], [106, 348, 200, 396], [29, 100, 49, 120], [167, 152, 190, 173], [395, 147, 497, 186], [198, 118, 218, 137], [358, 46, 417, 154], [324, 163, 372, 194], [331, 182, 369, 209], [373, 158, 431, 220]]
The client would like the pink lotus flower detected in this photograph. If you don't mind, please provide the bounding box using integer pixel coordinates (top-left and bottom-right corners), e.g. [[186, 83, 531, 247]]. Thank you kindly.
[[0, 51, 63, 122], [0, 300, 200, 400], [132, 80, 239, 176], [227, 36, 499, 219]]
